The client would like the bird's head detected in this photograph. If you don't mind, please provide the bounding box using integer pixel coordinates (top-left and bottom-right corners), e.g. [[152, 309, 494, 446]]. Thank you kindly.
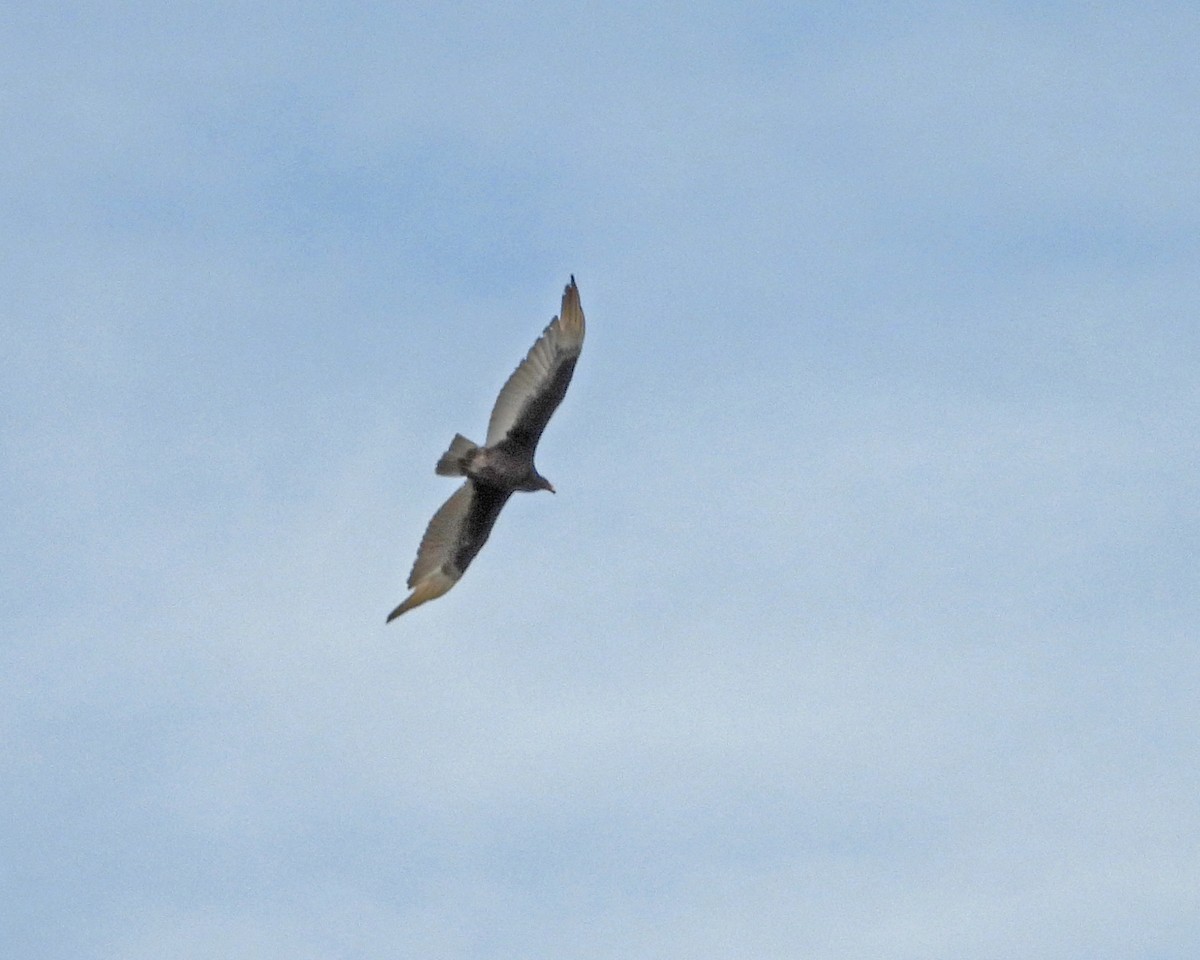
[[526, 471, 556, 494]]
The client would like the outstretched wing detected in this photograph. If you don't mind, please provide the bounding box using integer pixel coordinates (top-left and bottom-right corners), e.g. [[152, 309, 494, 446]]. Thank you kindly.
[[485, 277, 586, 452], [387, 481, 513, 621]]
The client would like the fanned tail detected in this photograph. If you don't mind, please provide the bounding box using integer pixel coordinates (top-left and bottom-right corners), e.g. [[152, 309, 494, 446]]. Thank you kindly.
[[435, 434, 478, 477]]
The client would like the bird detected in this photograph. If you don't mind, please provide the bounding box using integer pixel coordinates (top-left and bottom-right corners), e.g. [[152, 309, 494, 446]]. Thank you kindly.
[[387, 277, 586, 621]]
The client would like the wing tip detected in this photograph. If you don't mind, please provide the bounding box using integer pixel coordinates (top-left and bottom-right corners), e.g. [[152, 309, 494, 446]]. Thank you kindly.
[[558, 275, 585, 345], [386, 569, 457, 623]]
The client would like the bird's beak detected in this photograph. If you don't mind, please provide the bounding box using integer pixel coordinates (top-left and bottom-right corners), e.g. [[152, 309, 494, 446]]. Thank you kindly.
[[547, 483, 556, 494]]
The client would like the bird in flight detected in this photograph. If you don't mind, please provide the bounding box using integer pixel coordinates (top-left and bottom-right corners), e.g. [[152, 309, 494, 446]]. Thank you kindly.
[[387, 277, 586, 621]]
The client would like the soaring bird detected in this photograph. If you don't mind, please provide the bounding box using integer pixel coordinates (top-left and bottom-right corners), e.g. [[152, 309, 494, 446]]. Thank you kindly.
[[387, 277, 586, 621]]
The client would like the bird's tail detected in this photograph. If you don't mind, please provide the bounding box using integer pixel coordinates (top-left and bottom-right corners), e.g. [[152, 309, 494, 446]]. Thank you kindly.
[[435, 433, 478, 477]]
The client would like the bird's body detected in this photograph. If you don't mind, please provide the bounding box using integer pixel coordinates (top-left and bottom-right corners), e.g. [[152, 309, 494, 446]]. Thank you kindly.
[[440, 436, 554, 492], [387, 277, 586, 621]]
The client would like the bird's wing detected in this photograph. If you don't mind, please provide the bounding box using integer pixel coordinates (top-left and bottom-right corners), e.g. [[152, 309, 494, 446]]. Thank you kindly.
[[485, 277, 586, 451], [387, 481, 513, 621]]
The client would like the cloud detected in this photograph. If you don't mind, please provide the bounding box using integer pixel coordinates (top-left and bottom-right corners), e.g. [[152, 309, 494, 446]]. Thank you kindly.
[[4, 3, 1199, 958]]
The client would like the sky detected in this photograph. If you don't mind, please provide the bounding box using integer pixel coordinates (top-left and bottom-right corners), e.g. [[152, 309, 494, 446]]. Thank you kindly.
[[3, 2, 1199, 957]]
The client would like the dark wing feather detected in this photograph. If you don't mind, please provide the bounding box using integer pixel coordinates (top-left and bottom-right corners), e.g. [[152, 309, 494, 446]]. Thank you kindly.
[[386, 480, 513, 620], [485, 278, 586, 453]]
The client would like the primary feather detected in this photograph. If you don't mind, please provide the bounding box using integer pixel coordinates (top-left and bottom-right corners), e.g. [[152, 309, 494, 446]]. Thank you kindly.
[[486, 279, 586, 449], [387, 277, 586, 622]]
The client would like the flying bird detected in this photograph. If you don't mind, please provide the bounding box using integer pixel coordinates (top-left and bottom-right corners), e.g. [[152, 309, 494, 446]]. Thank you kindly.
[[387, 277, 586, 621]]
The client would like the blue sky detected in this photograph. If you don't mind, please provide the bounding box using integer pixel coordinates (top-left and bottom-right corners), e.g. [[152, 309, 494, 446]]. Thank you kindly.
[[3, 2, 1199, 957]]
